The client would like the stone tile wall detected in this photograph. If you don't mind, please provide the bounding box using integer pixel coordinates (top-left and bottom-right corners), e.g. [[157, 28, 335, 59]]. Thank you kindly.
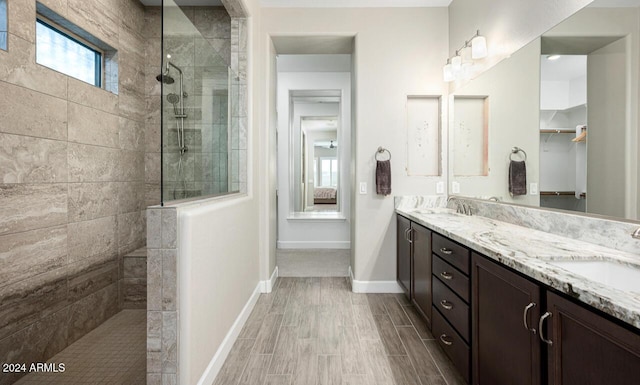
[[0, 1, 147, 382], [146, 207, 178, 385]]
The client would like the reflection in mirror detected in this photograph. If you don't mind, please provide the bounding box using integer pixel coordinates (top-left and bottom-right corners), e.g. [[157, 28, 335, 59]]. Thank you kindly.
[[290, 91, 341, 213], [450, 0, 640, 221]]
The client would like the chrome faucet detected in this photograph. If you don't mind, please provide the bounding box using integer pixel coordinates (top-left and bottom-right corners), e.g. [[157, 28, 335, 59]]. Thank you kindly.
[[632, 227, 640, 239], [455, 201, 473, 216]]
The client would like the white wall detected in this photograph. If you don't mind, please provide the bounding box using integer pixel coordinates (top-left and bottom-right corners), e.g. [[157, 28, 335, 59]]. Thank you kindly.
[[448, 0, 592, 87], [176, 0, 265, 383], [277, 71, 352, 248], [260, 7, 449, 282]]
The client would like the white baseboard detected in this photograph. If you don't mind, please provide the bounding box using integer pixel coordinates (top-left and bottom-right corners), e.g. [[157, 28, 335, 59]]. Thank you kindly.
[[350, 267, 404, 293], [196, 265, 279, 385], [261, 266, 279, 293], [196, 282, 261, 385], [277, 241, 351, 249]]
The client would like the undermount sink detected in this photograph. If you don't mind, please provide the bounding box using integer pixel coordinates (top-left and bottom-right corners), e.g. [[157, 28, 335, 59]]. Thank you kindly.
[[548, 260, 640, 294]]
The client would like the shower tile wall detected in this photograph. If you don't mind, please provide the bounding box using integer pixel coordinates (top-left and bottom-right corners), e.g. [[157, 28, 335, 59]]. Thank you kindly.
[[0, 0, 147, 383], [144, 6, 232, 203]]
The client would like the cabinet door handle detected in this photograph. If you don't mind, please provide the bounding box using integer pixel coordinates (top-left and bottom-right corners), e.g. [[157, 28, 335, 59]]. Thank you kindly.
[[440, 271, 453, 280], [439, 300, 454, 310], [407, 228, 413, 244], [439, 247, 453, 255], [404, 228, 410, 242], [539, 312, 553, 345], [439, 334, 453, 346], [523, 302, 537, 334]]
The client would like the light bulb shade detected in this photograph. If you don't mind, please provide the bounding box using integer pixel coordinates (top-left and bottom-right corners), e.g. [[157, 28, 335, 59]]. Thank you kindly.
[[451, 54, 462, 73], [461, 46, 473, 64], [443, 63, 454, 82], [472, 35, 487, 59]]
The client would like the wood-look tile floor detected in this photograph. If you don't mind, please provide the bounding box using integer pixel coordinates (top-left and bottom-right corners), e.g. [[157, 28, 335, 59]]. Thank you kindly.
[[213, 277, 466, 385]]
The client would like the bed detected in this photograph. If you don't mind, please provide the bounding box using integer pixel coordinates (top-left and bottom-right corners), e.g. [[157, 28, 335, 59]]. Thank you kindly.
[[314, 187, 337, 204]]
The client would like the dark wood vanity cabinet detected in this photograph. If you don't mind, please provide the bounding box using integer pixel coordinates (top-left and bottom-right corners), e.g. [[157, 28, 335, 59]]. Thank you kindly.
[[546, 292, 640, 385], [411, 223, 432, 324], [396, 215, 433, 322], [396, 214, 640, 385], [397, 215, 412, 298], [472, 253, 640, 385], [432, 234, 471, 383], [472, 253, 542, 385]]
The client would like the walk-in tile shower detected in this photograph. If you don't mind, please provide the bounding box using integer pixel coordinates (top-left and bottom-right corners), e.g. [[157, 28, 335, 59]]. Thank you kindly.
[[160, 0, 240, 203]]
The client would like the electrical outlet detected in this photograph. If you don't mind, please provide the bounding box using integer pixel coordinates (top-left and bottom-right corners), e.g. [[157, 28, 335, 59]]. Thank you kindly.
[[452, 181, 460, 194], [530, 182, 538, 195], [359, 182, 367, 195], [436, 181, 445, 194]]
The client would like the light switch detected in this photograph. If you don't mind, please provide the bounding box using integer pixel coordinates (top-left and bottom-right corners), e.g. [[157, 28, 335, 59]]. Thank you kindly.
[[436, 181, 445, 194], [452, 181, 460, 194], [530, 182, 538, 195], [359, 182, 367, 195]]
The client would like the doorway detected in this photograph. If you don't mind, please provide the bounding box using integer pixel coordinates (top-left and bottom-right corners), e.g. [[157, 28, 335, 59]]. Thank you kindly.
[[271, 37, 355, 277]]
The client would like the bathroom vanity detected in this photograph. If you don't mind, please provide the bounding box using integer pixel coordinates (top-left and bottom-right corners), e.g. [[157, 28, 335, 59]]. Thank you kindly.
[[396, 201, 640, 385]]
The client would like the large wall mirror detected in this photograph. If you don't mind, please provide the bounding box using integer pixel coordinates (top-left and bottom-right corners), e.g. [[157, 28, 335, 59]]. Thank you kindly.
[[449, 0, 640, 221], [290, 90, 342, 214]]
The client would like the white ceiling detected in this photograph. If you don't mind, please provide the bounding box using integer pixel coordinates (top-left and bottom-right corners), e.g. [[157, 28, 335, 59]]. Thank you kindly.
[[589, 0, 640, 7], [261, 0, 451, 7], [139, 0, 223, 6], [540, 55, 587, 82]]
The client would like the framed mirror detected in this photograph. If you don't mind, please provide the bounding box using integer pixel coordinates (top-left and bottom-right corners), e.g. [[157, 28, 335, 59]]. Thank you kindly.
[[289, 91, 342, 214], [449, 0, 640, 221]]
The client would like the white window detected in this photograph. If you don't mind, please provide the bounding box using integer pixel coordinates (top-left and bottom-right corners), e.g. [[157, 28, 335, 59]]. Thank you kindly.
[[36, 18, 102, 87], [0, 0, 7, 51], [316, 157, 338, 187]]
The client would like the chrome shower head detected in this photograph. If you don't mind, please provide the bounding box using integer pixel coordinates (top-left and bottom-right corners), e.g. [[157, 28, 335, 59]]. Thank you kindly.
[[156, 73, 175, 84], [167, 93, 180, 104]]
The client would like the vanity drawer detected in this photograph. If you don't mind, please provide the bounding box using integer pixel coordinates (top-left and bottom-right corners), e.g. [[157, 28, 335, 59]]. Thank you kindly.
[[432, 233, 470, 274], [433, 255, 470, 303], [433, 277, 470, 342], [432, 306, 470, 384]]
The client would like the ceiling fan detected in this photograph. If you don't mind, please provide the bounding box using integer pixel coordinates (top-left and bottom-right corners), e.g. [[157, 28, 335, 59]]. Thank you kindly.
[[315, 140, 338, 149]]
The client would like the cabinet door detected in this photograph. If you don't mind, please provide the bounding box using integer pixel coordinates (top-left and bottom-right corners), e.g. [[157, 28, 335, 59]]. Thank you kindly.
[[397, 215, 412, 298], [546, 292, 640, 385], [412, 223, 432, 325], [472, 253, 542, 385]]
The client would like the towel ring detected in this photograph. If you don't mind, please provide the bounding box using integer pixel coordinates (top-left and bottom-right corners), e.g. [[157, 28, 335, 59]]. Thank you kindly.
[[376, 147, 391, 161], [510, 147, 527, 162]]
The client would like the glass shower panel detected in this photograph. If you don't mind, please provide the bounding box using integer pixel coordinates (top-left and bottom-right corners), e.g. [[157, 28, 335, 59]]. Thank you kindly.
[[161, 0, 239, 204]]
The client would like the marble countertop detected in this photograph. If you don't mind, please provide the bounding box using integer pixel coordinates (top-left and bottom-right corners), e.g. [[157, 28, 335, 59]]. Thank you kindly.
[[396, 207, 640, 330]]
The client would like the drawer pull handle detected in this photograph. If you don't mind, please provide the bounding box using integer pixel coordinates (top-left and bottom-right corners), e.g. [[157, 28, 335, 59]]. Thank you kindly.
[[539, 312, 553, 345], [439, 334, 453, 346], [440, 271, 453, 280], [440, 300, 454, 310], [523, 302, 537, 334], [440, 247, 453, 255]]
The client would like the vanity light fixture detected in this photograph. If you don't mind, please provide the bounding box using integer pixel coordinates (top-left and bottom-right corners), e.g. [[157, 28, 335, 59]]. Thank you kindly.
[[443, 58, 454, 82], [451, 50, 463, 75], [471, 30, 488, 59], [443, 30, 488, 82]]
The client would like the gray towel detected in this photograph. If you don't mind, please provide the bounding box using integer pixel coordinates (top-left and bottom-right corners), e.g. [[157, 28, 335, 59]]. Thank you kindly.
[[509, 160, 527, 196], [376, 160, 391, 196]]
